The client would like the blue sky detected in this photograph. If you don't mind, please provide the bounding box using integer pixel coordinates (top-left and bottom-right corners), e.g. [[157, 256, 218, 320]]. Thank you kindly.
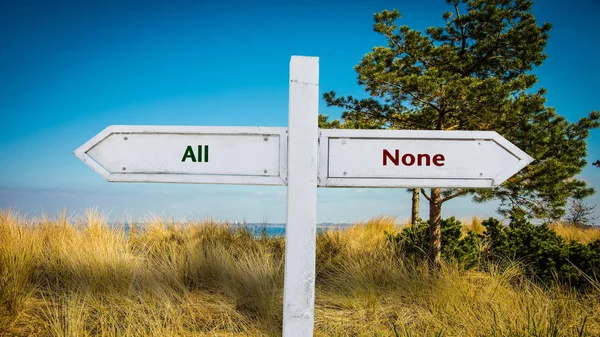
[[0, 0, 598, 223]]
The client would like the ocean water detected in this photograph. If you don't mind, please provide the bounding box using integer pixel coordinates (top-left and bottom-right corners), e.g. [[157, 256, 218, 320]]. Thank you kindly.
[[227, 223, 353, 237], [117, 223, 352, 237]]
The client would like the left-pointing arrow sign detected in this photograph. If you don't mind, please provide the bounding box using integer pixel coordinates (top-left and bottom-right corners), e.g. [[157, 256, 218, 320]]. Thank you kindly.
[[74, 125, 288, 185]]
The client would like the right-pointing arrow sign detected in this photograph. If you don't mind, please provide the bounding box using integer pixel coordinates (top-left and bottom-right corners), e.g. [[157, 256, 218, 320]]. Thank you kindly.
[[318, 129, 534, 188]]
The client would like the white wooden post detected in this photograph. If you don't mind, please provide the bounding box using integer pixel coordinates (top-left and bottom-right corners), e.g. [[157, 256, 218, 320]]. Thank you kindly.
[[282, 56, 319, 336]]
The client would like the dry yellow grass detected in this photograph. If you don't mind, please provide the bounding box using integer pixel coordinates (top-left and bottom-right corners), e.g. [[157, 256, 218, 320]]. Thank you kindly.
[[549, 222, 600, 244], [1, 209, 599, 336], [461, 216, 487, 235], [461, 217, 600, 244]]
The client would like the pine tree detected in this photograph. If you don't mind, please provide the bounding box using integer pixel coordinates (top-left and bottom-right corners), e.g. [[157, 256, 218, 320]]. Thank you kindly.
[[321, 0, 599, 268]]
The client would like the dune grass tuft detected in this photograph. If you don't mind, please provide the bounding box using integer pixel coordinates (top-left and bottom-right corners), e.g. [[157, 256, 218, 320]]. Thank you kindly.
[[548, 222, 600, 244]]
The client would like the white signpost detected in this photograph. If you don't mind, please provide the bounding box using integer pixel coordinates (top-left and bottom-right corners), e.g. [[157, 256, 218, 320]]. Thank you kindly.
[[74, 56, 533, 337]]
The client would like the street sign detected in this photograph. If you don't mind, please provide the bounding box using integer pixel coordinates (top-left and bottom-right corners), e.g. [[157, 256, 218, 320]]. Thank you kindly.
[[318, 129, 533, 188], [74, 126, 288, 185], [74, 56, 534, 337]]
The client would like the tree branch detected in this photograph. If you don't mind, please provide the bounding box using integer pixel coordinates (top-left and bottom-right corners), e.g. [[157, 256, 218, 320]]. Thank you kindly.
[[455, 4, 467, 54], [441, 189, 470, 203], [461, 27, 502, 77], [386, 32, 430, 70], [421, 189, 432, 202], [408, 91, 444, 116], [385, 81, 443, 115], [388, 116, 432, 130]]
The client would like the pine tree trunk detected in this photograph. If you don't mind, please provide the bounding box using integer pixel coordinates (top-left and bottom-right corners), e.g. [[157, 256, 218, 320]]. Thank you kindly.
[[428, 188, 442, 270], [411, 188, 420, 226]]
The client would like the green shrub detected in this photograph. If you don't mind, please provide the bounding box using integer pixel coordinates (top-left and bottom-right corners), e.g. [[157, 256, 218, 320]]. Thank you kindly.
[[388, 216, 600, 290], [483, 217, 600, 289], [387, 217, 481, 267]]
